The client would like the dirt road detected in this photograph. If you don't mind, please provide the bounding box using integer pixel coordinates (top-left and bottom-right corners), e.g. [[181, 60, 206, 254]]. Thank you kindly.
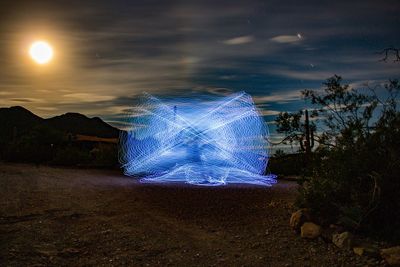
[[0, 163, 365, 266]]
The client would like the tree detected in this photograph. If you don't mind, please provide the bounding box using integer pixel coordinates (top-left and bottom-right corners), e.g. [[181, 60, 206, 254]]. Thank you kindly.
[[276, 75, 400, 240], [276, 75, 378, 150], [379, 47, 400, 62], [302, 75, 378, 147], [275, 109, 315, 167]]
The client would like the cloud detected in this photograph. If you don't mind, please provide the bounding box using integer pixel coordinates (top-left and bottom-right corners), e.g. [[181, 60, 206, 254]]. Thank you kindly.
[[270, 35, 302, 44], [269, 69, 334, 81], [253, 90, 301, 104], [0, 91, 13, 96], [269, 65, 400, 82], [204, 87, 234, 96], [223, 35, 254, 45], [259, 109, 281, 116], [35, 106, 58, 111], [10, 98, 43, 103], [219, 75, 236, 80], [0, 0, 399, 133], [62, 93, 116, 103], [103, 120, 147, 131]]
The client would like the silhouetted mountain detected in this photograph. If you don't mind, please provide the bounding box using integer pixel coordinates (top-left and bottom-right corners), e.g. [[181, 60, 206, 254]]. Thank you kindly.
[[0, 106, 119, 143], [0, 106, 44, 141], [46, 113, 119, 138]]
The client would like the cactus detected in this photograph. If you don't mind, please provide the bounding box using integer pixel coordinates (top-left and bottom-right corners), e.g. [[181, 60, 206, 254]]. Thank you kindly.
[[299, 110, 314, 162]]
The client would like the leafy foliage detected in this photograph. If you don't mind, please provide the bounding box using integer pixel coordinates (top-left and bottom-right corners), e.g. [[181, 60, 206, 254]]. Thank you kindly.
[[276, 76, 400, 241], [268, 153, 304, 177], [275, 110, 314, 146]]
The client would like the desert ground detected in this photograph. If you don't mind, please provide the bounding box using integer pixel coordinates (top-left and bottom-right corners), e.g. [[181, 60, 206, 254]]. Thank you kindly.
[[0, 163, 376, 266]]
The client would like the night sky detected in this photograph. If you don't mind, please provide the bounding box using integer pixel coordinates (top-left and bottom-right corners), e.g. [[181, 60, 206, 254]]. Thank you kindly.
[[1, 0, 399, 145]]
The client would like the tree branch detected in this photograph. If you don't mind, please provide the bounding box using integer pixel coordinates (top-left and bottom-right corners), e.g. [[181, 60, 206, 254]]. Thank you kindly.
[[379, 47, 400, 62]]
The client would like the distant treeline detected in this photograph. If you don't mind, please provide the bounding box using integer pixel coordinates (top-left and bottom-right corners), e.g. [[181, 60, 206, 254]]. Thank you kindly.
[[0, 125, 119, 168], [0, 106, 119, 167]]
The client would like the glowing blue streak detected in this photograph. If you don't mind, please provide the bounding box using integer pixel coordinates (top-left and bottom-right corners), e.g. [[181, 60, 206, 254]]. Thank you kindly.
[[119, 92, 276, 186]]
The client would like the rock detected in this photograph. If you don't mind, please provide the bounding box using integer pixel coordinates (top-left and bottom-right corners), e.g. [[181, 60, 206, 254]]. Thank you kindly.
[[332, 232, 353, 249], [290, 209, 311, 232], [353, 247, 364, 256], [300, 222, 321, 239], [381, 246, 400, 266], [353, 244, 380, 258]]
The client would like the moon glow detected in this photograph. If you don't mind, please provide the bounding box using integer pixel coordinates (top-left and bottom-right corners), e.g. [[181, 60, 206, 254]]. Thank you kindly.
[[29, 41, 53, 64]]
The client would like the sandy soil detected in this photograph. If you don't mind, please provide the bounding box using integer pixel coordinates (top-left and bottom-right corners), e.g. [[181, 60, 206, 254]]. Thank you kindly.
[[0, 163, 370, 266]]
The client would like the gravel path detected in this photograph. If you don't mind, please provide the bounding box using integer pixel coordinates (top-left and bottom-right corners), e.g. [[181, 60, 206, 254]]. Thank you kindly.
[[0, 163, 372, 266]]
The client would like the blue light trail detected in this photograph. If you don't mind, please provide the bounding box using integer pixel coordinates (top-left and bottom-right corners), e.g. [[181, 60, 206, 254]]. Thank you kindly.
[[119, 92, 276, 186]]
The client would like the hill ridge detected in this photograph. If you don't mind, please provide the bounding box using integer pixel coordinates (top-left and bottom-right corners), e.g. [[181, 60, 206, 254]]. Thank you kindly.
[[0, 106, 120, 141]]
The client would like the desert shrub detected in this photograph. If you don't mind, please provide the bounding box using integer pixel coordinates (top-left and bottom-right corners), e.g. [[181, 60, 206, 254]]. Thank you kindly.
[[268, 153, 304, 176], [2, 143, 54, 163], [91, 144, 118, 167], [299, 113, 400, 240], [1, 124, 63, 164], [277, 76, 400, 241], [52, 146, 91, 166]]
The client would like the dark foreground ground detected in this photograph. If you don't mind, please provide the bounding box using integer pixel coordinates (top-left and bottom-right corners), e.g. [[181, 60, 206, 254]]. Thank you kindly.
[[0, 163, 373, 266]]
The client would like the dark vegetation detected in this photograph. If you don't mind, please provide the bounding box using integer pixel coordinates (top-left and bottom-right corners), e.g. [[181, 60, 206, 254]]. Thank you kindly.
[[268, 153, 304, 177], [275, 75, 400, 242], [0, 106, 119, 167]]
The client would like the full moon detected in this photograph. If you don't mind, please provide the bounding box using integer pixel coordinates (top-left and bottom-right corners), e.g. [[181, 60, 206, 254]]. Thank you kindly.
[[29, 41, 53, 64]]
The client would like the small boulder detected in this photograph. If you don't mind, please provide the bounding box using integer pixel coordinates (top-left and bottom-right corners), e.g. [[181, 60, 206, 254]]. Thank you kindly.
[[332, 231, 353, 249], [353, 247, 364, 256], [381, 246, 400, 266], [290, 209, 311, 232], [300, 222, 321, 239], [353, 243, 380, 258]]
